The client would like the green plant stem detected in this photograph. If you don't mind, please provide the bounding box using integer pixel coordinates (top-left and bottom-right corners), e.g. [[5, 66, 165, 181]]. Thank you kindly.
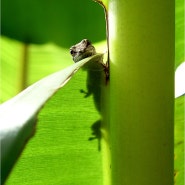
[[19, 43, 29, 90], [108, 0, 174, 184]]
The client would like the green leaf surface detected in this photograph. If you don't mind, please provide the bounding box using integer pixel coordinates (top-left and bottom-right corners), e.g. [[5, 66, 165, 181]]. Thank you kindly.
[[0, 53, 103, 184], [174, 95, 185, 185], [0, 36, 73, 102], [4, 66, 104, 185], [175, 0, 184, 68], [0, 37, 25, 102], [174, 0, 185, 183]]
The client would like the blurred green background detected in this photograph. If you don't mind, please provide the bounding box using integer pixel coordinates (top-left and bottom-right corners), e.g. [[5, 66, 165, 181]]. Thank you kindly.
[[1, 0, 107, 102], [1, 0, 106, 47]]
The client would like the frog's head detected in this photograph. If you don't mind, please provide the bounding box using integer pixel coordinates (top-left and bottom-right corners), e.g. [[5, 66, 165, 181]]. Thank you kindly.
[[70, 39, 96, 63]]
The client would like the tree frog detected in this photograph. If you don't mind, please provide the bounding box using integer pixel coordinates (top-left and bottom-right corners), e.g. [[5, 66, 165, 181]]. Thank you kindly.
[[70, 39, 96, 63], [70, 39, 108, 150], [70, 39, 109, 78]]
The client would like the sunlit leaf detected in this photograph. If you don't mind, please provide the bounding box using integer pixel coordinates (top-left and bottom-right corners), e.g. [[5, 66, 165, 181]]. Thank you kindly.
[[0, 53, 103, 184]]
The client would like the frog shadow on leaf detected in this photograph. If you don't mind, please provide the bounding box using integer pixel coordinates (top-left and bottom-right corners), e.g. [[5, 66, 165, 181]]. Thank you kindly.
[[70, 39, 108, 151], [80, 66, 106, 151]]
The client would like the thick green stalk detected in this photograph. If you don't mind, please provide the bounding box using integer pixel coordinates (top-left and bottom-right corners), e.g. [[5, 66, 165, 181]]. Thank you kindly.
[[108, 0, 174, 185]]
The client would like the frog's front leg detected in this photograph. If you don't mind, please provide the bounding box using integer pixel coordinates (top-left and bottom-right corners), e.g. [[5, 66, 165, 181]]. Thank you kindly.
[[80, 89, 92, 98]]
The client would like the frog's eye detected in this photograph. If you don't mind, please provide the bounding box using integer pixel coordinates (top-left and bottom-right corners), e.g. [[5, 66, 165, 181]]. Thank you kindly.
[[70, 49, 76, 55]]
